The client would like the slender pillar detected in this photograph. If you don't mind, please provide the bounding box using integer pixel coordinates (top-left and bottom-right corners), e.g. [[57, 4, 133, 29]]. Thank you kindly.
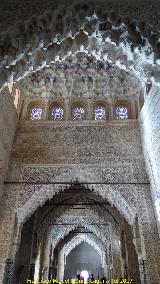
[[57, 250, 65, 281], [3, 259, 15, 284], [0, 185, 20, 284], [124, 222, 141, 284], [40, 228, 51, 281]]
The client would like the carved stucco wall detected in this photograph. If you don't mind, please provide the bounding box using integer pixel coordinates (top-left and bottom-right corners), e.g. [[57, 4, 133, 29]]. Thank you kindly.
[[0, 119, 159, 283], [0, 90, 17, 198], [139, 85, 160, 235], [0, 0, 160, 283], [8, 120, 147, 226], [10, 120, 145, 167]]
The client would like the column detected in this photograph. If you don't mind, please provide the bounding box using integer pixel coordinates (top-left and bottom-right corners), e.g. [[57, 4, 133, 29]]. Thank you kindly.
[[65, 98, 71, 121], [124, 222, 141, 284], [40, 230, 51, 281], [57, 250, 65, 281], [120, 230, 128, 279], [137, 192, 160, 284], [0, 185, 20, 283]]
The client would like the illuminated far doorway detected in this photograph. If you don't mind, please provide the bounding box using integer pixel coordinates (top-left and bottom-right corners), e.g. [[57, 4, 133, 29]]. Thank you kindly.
[[81, 270, 89, 281], [64, 242, 103, 280]]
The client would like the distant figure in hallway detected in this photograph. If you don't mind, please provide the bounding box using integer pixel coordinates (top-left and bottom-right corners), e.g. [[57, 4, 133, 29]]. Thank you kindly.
[[101, 276, 107, 284], [90, 274, 94, 282]]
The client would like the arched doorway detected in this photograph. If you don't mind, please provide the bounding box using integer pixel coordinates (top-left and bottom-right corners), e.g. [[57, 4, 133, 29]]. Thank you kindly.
[[9, 181, 141, 284], [64, 242, 102, 280]]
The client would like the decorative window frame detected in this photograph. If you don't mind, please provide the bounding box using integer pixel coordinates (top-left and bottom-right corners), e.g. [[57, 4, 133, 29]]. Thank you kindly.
[[26, 101, 44, 120], [93, 101, 109, 120], [114, 100, 131, 120], [48, 102, 65, 121], [24, 99, 139, 122], [71, 102, 86, 121]]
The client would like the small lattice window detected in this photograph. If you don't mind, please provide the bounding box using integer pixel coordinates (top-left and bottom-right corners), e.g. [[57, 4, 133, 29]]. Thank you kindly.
[[115, 106, 128, 119], [94, 106, 107, 120], [30, 108, 42, 120], [73, 107, 85, 120], [51, 107, 64, 120]]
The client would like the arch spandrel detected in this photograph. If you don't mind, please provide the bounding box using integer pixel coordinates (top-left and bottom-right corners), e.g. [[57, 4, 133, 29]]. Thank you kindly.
[[16, 167, 137, 226]]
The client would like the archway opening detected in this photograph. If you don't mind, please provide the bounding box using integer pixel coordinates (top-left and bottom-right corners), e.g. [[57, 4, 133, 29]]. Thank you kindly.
[[81, 270, 89, 281], [10, 182, 141, 284], [64, 242, 101, 280]]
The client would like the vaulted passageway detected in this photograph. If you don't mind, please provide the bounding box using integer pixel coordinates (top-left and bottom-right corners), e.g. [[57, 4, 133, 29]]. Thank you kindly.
[[11, 183, 141, 284]]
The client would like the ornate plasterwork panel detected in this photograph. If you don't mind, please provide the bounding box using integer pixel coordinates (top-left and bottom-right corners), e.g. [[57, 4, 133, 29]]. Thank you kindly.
[[15, 165, 138, 225], [49, 215, 110, 247], [23, 164, 135, 183], [139, 84, 160, 233], [10, 120, 147, 170]]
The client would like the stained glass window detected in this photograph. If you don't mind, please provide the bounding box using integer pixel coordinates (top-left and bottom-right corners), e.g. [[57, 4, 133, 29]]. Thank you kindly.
[[30, 108, 42, 120], [116, 106, 128, 119], [51, 107, 64, 120], [73, 107, 85, 120], [94, 106, 106, 120]]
